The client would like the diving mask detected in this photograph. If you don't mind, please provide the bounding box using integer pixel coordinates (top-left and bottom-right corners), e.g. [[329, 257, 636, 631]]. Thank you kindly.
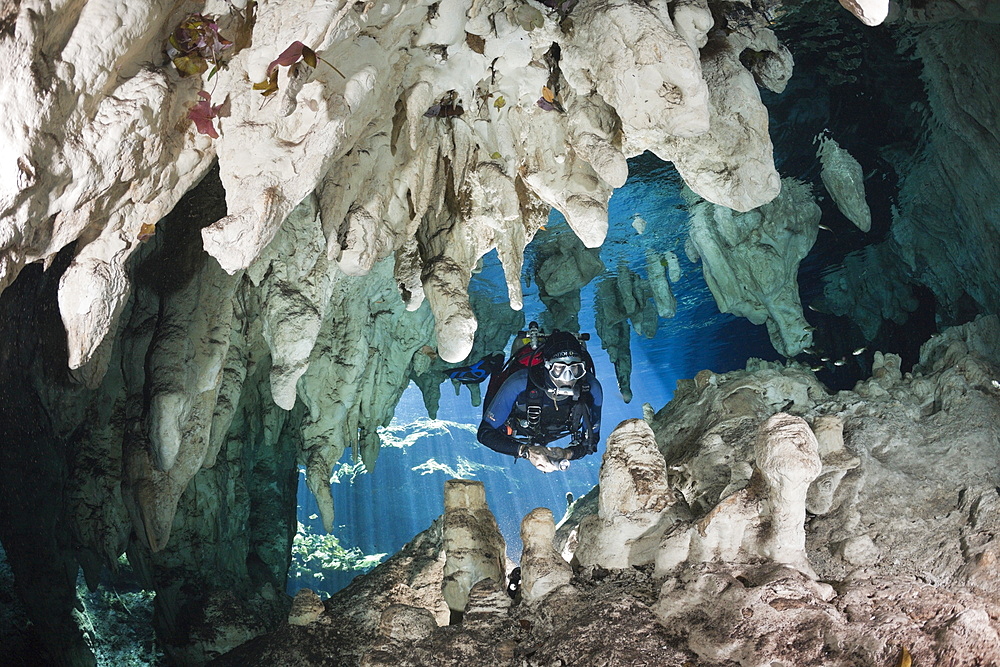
[[547, 358, 586, 384]]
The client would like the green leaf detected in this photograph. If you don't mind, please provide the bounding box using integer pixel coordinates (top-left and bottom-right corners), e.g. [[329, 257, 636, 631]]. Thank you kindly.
[[493, 95, 505, 109], [490, 151, 502, 159], [172, 54, 208, 77]]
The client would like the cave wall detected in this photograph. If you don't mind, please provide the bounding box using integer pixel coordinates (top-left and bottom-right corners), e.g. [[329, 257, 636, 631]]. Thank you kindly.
[[818, 7, 1000, 339], [1, 3, 796, 660], [0, 169, 440, 664]]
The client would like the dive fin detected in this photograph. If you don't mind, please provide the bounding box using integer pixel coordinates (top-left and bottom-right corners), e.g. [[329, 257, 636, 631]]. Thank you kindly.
[[445, 353, 505, 385]]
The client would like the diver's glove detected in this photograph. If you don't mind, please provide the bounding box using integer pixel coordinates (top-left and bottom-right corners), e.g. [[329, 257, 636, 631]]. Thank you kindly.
[[522, 445, 571, 473]]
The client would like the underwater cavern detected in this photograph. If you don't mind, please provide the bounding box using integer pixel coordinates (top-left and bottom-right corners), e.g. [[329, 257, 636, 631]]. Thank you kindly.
[[2, 0, 1000, 664]]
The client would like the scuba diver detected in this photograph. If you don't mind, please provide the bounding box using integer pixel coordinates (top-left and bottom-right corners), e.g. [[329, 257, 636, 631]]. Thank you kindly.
[[451, 325, 602, 473]]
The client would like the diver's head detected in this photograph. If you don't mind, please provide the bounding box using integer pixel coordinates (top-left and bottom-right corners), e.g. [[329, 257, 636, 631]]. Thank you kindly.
[[537, 331, 587, 397]]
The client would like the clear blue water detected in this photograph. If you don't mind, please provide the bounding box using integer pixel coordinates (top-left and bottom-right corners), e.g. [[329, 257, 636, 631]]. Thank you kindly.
[[293, 155, 780, 595]]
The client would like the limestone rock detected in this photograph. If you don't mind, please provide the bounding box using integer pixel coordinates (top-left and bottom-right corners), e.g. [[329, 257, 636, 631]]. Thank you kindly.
[[519, 508, 573, 603], [441, 479, 506, 615], [533, 229, 605, 332], [1, 0, 796, 376], [575, 419, 691, 569], [651, 20, 782, 212], [207, 321, 1000, 667], [838, 0, 891, 26], [645, 249, 677, 319], [688, 178, 821, 357], [820, 241, 920, 340], [561, 0, 711, 146], [463, 578, 511, 622], [817, 133, 872, 232], [657, 413, 823, 579], [806, 415, 860, 515], [665, 251, 681, 283], [376, 604, 437, 641], [594, 265, 661, 401], [288, 589, 325, 626]]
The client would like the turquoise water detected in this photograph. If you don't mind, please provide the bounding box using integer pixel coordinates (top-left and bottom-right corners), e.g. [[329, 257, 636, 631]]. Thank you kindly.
[[293, 155, 779, 595]]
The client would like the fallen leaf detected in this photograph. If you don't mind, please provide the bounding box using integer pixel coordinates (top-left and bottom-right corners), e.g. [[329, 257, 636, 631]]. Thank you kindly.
[[490, 151, 502, 159], [267, 40, 308, 75], [172, 54, 208, 77], [466, 32, 485, 54], [137, 223, 156, 242], [301, 45, 318, 69], [230, 0, 257, 52], [253, 69, 279, 97], [494, 95, 505, 109], [187, 90, 222, 137], [167, 13, 233, 76], [898, 647, 911, 667], [541, 86, 555, 103]]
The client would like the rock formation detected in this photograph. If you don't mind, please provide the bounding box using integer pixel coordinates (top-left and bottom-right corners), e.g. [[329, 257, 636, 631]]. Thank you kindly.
[[820, 240, 920, 341], [687, 177, 821, 357], [518, 507, 573, 603], [440, 479, 506, 617], [657, 412, 825, 579], [0, 0, 785, 377], [645, 249, 678, 319], [816, 4, 1000, 339], [532, 228, 604, 333], [205, 315, 1000, 666], [594, 264, 661, 402], [817, 133, 872, 232], [574, 418, 690, 569]]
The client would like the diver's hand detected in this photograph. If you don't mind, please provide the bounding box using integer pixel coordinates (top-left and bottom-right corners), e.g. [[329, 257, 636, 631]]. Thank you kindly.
[[525, 446, 570, 473], [545, 447, 572, 467]]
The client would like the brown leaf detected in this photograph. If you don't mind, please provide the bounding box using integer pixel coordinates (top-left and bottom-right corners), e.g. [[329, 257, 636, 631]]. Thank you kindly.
[[466, 32, 485, 54], [231, 0, 257, 53], [267, 40, 307, 75], [301, 45, 318, 69], [172, 54, 208, 77], [253, 69, 279, 97], [138, 223, 157, 242], [541, 86, 555, 103], [187, 90, 221, 137]]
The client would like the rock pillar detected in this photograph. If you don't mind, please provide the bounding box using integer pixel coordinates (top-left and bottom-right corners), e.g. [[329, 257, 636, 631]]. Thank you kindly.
[[441, 480, 505, 618], [575, 419, 691, 569], [520, 508, 573, 603]]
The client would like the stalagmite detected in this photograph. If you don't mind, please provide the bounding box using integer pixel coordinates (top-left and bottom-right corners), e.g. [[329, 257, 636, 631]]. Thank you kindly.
[[657, 413, 823, 579], [519, 508, 574, 603], [806, 415, 860, 515], [575, 419, 691, 569], [441, 479, 506, 616]]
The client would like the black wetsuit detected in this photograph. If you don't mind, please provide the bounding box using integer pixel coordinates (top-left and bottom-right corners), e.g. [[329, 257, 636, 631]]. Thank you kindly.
[[477, 368, 603, 460]]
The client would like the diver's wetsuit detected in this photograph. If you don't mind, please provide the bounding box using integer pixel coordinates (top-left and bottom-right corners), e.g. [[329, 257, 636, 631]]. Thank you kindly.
[[477, 368, 603, 460]]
